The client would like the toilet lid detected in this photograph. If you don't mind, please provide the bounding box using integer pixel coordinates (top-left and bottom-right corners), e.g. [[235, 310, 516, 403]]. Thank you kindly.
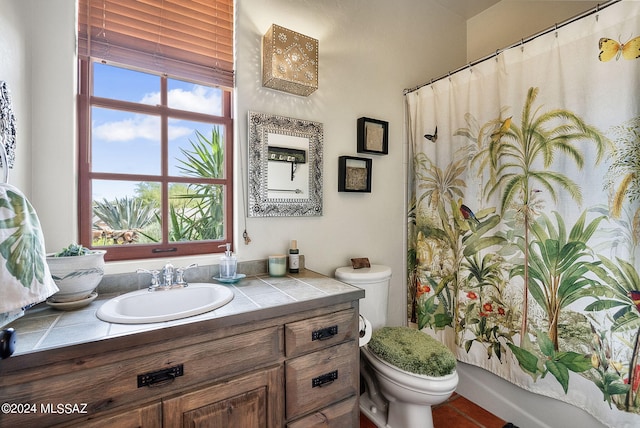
[[334, 265, 392, 283], [367, 326, 456, 377]]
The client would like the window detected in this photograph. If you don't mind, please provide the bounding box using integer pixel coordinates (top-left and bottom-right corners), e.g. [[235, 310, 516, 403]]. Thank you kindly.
[[77, 0, 234, 261]]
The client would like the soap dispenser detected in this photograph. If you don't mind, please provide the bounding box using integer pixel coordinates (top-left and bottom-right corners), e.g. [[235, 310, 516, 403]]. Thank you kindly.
[[218, 243, 237, 279]]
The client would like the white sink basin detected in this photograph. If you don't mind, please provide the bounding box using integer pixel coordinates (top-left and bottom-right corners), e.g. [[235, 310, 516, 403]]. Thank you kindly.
[[96, 283, 234, 324]]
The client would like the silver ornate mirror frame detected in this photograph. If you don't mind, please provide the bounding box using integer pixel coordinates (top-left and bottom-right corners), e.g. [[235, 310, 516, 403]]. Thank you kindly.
[[248, 111, 323, 217]]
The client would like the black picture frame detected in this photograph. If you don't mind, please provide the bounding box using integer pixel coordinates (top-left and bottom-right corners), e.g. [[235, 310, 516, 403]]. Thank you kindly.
[[357, 117, 388, 155], [338, 156, 372, 193]]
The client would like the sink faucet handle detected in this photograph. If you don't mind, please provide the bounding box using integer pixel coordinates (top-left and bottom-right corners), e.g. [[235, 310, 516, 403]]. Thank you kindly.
[[175, 263, 198, 287], [137, 268, 161, 289], [180, 263, 198, 273]]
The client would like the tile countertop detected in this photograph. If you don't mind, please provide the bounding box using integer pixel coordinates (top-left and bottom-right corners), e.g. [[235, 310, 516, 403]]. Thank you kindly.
[[5, 269, 364, 357]]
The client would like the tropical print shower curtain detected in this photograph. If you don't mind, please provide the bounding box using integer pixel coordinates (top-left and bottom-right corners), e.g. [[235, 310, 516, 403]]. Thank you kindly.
[[406, 1, 640, 426]]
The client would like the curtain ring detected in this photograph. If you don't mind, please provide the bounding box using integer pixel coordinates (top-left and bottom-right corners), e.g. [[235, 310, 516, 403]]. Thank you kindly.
[[520, 39, 524, 52], [554, 23, 558, 38], [495, 49, 500, 61]]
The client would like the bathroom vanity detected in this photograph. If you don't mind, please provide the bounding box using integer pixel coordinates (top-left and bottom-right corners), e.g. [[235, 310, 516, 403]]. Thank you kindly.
[[0, 270, 364, 427]]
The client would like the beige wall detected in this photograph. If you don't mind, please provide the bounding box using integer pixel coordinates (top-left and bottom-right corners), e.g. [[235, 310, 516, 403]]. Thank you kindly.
[[0, 0, 77, 256], [467, 1, 600, 61], [0, 0, 31, 191]]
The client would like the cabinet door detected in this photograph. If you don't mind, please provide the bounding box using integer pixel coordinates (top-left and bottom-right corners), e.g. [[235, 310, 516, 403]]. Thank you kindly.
[[180, 388, 264, 427], [66, 402, 162, 428], [163, 365, 283, 428]]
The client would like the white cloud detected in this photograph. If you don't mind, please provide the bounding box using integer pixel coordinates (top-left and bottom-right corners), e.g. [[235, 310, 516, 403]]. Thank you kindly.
[[167, 85, 221, 115], [93, 84, 220, 143], [93, 115, 160, 142], [168, 120, 193, 140], [139, 92, 160, 105], [139, 85, 220, 115]]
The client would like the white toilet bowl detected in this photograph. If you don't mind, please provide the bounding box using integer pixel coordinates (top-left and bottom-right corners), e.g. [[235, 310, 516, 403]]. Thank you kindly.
[[361, 345, 458, 428], [335, 265, 458, 428]]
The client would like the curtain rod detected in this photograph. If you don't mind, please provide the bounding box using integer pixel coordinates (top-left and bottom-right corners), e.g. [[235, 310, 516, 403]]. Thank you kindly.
[[403, 0, 620, 95]]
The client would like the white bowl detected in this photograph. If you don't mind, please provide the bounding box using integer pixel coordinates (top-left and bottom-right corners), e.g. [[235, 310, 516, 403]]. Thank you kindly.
[[46, 250, 106, 303], [97, 283, 234, 324]]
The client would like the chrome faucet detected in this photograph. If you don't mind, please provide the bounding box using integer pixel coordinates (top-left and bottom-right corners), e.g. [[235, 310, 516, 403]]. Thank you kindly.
[[162, 263, 174, 288], [137, 263, 198, 291]]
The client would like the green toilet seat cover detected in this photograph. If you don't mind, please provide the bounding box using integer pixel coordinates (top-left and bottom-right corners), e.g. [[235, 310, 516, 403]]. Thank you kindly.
[[368, 326, 456, 377]]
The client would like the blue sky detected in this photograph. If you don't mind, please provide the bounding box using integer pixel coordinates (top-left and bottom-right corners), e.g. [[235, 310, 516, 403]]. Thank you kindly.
[[91, 63, 223, 201]]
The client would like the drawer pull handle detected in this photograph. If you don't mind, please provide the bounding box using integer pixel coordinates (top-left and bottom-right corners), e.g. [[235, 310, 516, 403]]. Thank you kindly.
[[312, 325, 338, 341], [312, 370, 338, 388], [137, 364, 184, 388]]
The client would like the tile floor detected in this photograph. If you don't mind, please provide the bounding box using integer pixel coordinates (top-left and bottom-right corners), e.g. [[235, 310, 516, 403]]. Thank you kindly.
[[360, 393, 510, 428]]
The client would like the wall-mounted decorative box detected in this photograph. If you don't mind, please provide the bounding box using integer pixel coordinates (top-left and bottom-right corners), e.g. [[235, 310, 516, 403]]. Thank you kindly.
[[357, 117, 389, 155], [262, 24, 318, 96], [338, 156, 372, 193]]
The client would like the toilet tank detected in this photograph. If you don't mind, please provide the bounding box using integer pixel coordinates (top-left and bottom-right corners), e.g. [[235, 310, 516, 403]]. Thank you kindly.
[[334, 265, 392, 330]]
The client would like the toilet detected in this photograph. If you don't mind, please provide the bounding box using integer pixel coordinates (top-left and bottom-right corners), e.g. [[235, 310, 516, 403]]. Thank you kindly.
[[335, 265, 458, 428]]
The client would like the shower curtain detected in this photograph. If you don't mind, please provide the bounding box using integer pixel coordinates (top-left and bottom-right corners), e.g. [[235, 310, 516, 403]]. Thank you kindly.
[[406, 1, 640, 426]]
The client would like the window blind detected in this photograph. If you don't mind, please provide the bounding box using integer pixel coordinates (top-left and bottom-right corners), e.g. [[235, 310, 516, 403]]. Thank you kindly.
[[78, 0, 234, 87]]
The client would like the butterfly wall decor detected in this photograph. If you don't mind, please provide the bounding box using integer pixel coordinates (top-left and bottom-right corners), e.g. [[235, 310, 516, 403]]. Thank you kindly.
[[424, 127, 437, 142], [598, 36, 640, 61]]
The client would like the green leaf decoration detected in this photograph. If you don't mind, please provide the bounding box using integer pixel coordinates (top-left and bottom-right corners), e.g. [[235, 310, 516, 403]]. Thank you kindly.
[[555, 352, 592, 373], [545, 359, 570, 393], [464, 339, 473, 353], [507, 343, 542, 380], [0, 188, 48, 288], [606, 379, 631, 396], [537, 331, 555, 357]]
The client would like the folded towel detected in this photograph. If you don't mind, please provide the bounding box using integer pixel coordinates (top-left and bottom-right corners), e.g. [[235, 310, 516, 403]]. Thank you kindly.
[[0, 182, 58, 313]]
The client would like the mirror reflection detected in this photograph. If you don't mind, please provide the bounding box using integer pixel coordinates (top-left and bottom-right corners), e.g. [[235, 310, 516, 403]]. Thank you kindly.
[[267, 135, 309, 199], [248, 112, 323, 217]]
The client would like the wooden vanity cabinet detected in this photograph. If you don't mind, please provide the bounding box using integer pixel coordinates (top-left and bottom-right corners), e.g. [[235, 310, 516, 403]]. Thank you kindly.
[[0, 300, 360, 427]]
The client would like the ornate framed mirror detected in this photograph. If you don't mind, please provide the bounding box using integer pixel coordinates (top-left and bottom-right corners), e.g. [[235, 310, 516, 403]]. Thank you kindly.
[[247, 111, 323, 217]]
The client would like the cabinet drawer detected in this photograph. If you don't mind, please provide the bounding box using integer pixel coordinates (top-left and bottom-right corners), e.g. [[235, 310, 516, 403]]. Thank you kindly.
[[286, 396, 358, 428], [285, 340, 358, 420], [285, 308, 357, 357]]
